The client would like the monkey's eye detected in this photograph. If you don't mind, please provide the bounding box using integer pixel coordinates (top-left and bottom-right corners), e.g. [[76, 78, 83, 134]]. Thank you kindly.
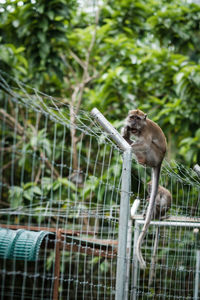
[[136, 116, 141, 120]]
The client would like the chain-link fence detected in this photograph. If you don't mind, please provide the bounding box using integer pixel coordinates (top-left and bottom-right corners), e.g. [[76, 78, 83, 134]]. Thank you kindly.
[[0, 71, 200, 300]]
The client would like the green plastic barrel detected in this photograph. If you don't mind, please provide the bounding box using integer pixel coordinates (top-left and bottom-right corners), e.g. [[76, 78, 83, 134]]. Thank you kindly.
[[0, 228, 25, 259], [0, 228, 53, 261]]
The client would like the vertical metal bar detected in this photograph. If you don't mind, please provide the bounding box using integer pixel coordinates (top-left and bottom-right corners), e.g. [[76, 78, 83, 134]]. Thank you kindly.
[[131, 221, 139, 300], [130, 199, 140, 219], [124, 219, 133, 300], [53, 229, 61, 300], [194, 250, 200, 300], [115, 149, 132, 300], [90, 108, 132, 299]]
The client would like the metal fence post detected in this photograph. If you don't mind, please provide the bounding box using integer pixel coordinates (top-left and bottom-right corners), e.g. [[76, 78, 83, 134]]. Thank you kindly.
[[124, 219, 133, 300], [194, 250, 200, 300], [131, 221, 139, 300], [90, 108, 132, 300], [115, 149, 132, 300]]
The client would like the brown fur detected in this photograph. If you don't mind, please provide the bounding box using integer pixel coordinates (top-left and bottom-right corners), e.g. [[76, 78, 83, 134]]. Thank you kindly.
[[146, 183, 172, 286], [121, 109, 167, 269], [145, 181, 172, 220], [121, 109, 166, 167]]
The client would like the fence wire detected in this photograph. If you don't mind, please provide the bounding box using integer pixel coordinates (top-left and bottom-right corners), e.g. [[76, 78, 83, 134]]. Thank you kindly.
[[0, 71, 200, 300], [0, 71, 123, 300]]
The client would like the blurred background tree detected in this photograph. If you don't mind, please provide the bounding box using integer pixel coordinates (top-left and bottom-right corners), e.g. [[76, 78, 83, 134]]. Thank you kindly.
[[0, 1, 200, 297], [0, 0, 200, 165]]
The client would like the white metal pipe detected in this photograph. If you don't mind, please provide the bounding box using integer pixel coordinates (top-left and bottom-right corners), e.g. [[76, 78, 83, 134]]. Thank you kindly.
[[131, 221, 139, 300], [132, 214, 200, 223], [124, 219, 133, 300], [91, 108, 132, 151], [91, 108, 132, 299], [131, 199, 140, 218], [194, 250, 200, 300], [115, 149, 132, 300], [136, 220, 200, 228]]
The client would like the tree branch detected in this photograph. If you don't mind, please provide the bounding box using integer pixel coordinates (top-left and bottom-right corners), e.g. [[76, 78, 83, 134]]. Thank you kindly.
[[69, 50, 86, 70], [0, 140, 24, 152], [0, 109, 24, 135], [61, 54, 77, 79], [75, 9, 100, 115], [68, 8, 100, 172], [2, 157, 20, 172], [35, 165, 42, 184]]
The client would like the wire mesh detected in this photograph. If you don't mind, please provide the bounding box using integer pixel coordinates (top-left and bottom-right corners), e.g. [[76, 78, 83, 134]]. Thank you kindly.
[[0, 71, 124, 300], [131, 221, 200, 300], [0, 71, 200, 300], [130, 159, 200, 299]]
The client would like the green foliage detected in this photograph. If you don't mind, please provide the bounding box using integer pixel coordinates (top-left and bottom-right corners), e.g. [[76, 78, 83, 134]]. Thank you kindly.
[[8, 186, 23, 209], [179, 129, 200, 164], [1, 0, 200, 213], [0, 0, 76, 91], [100, 0, 152, 38], [1, 0, 200, 206], [1, 0, 200, 166], [0, 43, 28, 77], [1, 1, 200, 295], [148, 1, 200, 58]]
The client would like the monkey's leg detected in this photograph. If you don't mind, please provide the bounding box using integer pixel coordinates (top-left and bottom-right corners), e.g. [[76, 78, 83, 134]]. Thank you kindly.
[[145, 143, 164, 167], [131, 142, 148, 165]]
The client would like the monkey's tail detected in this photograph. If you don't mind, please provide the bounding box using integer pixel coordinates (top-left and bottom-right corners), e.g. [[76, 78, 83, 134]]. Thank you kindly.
[[136, 165, 161, 269]]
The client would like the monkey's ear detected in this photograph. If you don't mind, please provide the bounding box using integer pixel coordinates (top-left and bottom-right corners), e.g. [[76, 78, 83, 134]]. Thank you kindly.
[[144, 114, 147, 120]]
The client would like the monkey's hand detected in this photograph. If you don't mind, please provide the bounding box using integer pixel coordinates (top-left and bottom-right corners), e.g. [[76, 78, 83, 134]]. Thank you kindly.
[[121, 125, 132, 145], [121, 125, 131, 137]]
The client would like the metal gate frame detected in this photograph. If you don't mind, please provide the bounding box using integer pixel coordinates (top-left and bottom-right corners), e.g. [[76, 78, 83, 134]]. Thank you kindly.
[[91, 108, 200, 300], [131, 219, 200, 300], [91, 108, 132, 300]]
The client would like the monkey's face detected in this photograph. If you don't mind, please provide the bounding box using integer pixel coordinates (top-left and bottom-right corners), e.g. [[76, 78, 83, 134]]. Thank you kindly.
[[126, 110, 147, 132]]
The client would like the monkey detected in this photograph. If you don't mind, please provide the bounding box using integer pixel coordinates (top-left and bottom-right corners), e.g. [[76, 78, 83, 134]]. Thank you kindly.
[[144, 181, 172, 220], [121, 109, 167, 269], [145, 182, 172, 286]]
